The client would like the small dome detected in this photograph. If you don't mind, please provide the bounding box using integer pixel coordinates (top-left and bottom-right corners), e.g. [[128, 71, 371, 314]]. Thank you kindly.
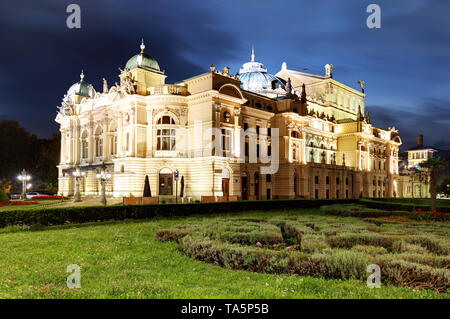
[[67, 71, 94, 98], [125, 40, 161, 72], [239, 47, 286, 97]]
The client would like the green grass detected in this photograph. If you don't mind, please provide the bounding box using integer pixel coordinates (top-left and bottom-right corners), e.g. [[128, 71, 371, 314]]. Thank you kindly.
[[0, 208, 448, 299], [0, 200, 68, 212]]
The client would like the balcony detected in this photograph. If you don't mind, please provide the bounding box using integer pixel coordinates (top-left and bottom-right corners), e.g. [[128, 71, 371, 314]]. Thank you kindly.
[[148, 84, 188, 96]]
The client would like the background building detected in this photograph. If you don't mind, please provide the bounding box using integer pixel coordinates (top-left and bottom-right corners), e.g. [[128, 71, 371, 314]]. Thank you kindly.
[[56, 43, 403, 201]]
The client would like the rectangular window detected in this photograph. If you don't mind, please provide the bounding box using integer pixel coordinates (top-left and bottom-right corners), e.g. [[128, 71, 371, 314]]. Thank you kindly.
[[256, 125, 260, 135], [157, 129, 176, 151], [82, 140, 88, 159], [266, 174, 271, 182], [221, 129, 231, 156], [268, 128, 271, 137], [245, 142, 249, 156], [243, 123, 248, 131], [266, 188, 271, 200]]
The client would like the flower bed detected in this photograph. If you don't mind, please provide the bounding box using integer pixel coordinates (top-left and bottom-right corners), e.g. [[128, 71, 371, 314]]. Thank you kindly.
[[30, 195, 68, 200], [409, 208, 450, 222], [0, 201, 39, 207]]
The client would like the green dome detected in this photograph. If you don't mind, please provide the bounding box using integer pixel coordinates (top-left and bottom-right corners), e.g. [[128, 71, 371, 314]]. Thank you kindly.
[[67, 71, 94, 98], [125, 40, 162, 73], [126, 52, 160, 72]]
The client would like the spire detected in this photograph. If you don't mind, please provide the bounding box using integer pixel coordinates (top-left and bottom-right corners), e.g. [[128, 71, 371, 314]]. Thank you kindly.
[[301, 83, 307, 104], [251, 46, 255, 62], [80, 70, 85, 82], [365, 108, 371, 124], [140, 39, 146, 53]]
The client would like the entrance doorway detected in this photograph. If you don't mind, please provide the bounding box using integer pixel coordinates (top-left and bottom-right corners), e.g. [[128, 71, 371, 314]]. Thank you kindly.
[[254, 172, 260, 199], [159, 168, 173, 195], [222, 179, 229, 199], [241, 175, 248, 200]]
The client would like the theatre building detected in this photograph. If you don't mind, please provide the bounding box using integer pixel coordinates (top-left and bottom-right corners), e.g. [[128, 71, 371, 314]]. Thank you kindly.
[[56, 42, 402, 201]]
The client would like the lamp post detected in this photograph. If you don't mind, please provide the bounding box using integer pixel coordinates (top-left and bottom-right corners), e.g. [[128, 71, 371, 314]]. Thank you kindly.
[[96, 167, 111, 205], [72, 167, 86, 202], [174, 169, 179, 204], [17, 169, 31, 200]]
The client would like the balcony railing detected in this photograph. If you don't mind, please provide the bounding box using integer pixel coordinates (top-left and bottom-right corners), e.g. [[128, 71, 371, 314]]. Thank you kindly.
[[148, 84, 188, 96]]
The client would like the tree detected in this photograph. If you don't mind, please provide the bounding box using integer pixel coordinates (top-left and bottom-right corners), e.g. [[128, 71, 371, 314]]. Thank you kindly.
[[437, 176, 450, 197], [419, 157, 448, 211], [143, 175, 151, 197]]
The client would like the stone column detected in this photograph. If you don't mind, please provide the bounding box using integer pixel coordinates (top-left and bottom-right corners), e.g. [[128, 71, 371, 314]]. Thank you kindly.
[[146, 109, 153, 158], [88, 122, 94, 163], [130, 108, 136, 157], [60, 128, 66, 163], [117, 112, 124, 157], [102, 119, 109, 161], [233, 108, 241, 157], [68, 123, 73, 164]]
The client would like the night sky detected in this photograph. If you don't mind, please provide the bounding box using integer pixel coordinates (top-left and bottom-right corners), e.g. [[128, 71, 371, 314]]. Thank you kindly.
[[0, 0, 449, 150]]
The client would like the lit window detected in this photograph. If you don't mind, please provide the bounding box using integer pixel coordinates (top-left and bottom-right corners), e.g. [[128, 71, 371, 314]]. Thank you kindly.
[[156, 116, 177, 151]]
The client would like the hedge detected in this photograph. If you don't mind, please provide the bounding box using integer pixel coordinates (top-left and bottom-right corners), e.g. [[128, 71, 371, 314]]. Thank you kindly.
[[320, 204, 409, 218], [0, 198, 357, 229], [360, 199, 450, 214]]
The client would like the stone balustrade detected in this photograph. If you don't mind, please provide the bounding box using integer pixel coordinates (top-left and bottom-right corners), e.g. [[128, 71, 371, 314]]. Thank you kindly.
[[147, 84, 188, 96]]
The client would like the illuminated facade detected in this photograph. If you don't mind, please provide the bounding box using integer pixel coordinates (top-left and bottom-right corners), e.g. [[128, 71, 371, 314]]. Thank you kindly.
[[56, 42, 403, 201], [398, 134, 435, 198]]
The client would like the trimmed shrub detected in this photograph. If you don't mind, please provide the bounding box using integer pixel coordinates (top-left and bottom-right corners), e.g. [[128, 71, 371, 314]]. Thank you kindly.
[[0, 198, 357, 229], [352, 245, 388, 256], [301, 234, 329, 253], [158, 216, 449, 292], [326, 233, 397, 249], [0, 189, 9, 203], [379, 259, 449, 293], [321, 204, 409, 218]]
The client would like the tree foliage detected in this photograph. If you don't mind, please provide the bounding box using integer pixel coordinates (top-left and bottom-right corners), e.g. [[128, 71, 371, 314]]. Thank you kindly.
[[0, 121, 60, 193], [419, 157, 449, 211]]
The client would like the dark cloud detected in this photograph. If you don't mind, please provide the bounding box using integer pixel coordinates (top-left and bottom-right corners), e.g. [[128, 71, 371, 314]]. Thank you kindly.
[[0, 0, 449, 150], [368, 97, 450, 151]]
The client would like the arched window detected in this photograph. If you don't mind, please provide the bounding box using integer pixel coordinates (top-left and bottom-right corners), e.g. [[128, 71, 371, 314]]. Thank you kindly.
[[157, 116, 175, 125], [81, 131, 88, 159], [156, 115, 176, 151], [95, 127, 103, 157]]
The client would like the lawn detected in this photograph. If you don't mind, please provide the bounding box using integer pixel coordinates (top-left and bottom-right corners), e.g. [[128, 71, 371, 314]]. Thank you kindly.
[[0, 207, 448, 299], [0, 200, 68, 212]]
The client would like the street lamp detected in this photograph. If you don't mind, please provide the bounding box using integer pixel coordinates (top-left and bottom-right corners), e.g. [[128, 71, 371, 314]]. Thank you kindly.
[[17, 169, 31, 199], [72, 168, 86, 202], [96, 168, 111, 205], [174, 169, 179, 204]]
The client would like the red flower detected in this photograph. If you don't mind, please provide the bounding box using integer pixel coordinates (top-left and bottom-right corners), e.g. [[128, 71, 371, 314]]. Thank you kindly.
[[273, 244, 277, 248]]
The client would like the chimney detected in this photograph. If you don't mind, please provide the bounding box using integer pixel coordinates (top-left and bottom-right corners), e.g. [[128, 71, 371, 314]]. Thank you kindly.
[[417, 134, 423, 146]]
